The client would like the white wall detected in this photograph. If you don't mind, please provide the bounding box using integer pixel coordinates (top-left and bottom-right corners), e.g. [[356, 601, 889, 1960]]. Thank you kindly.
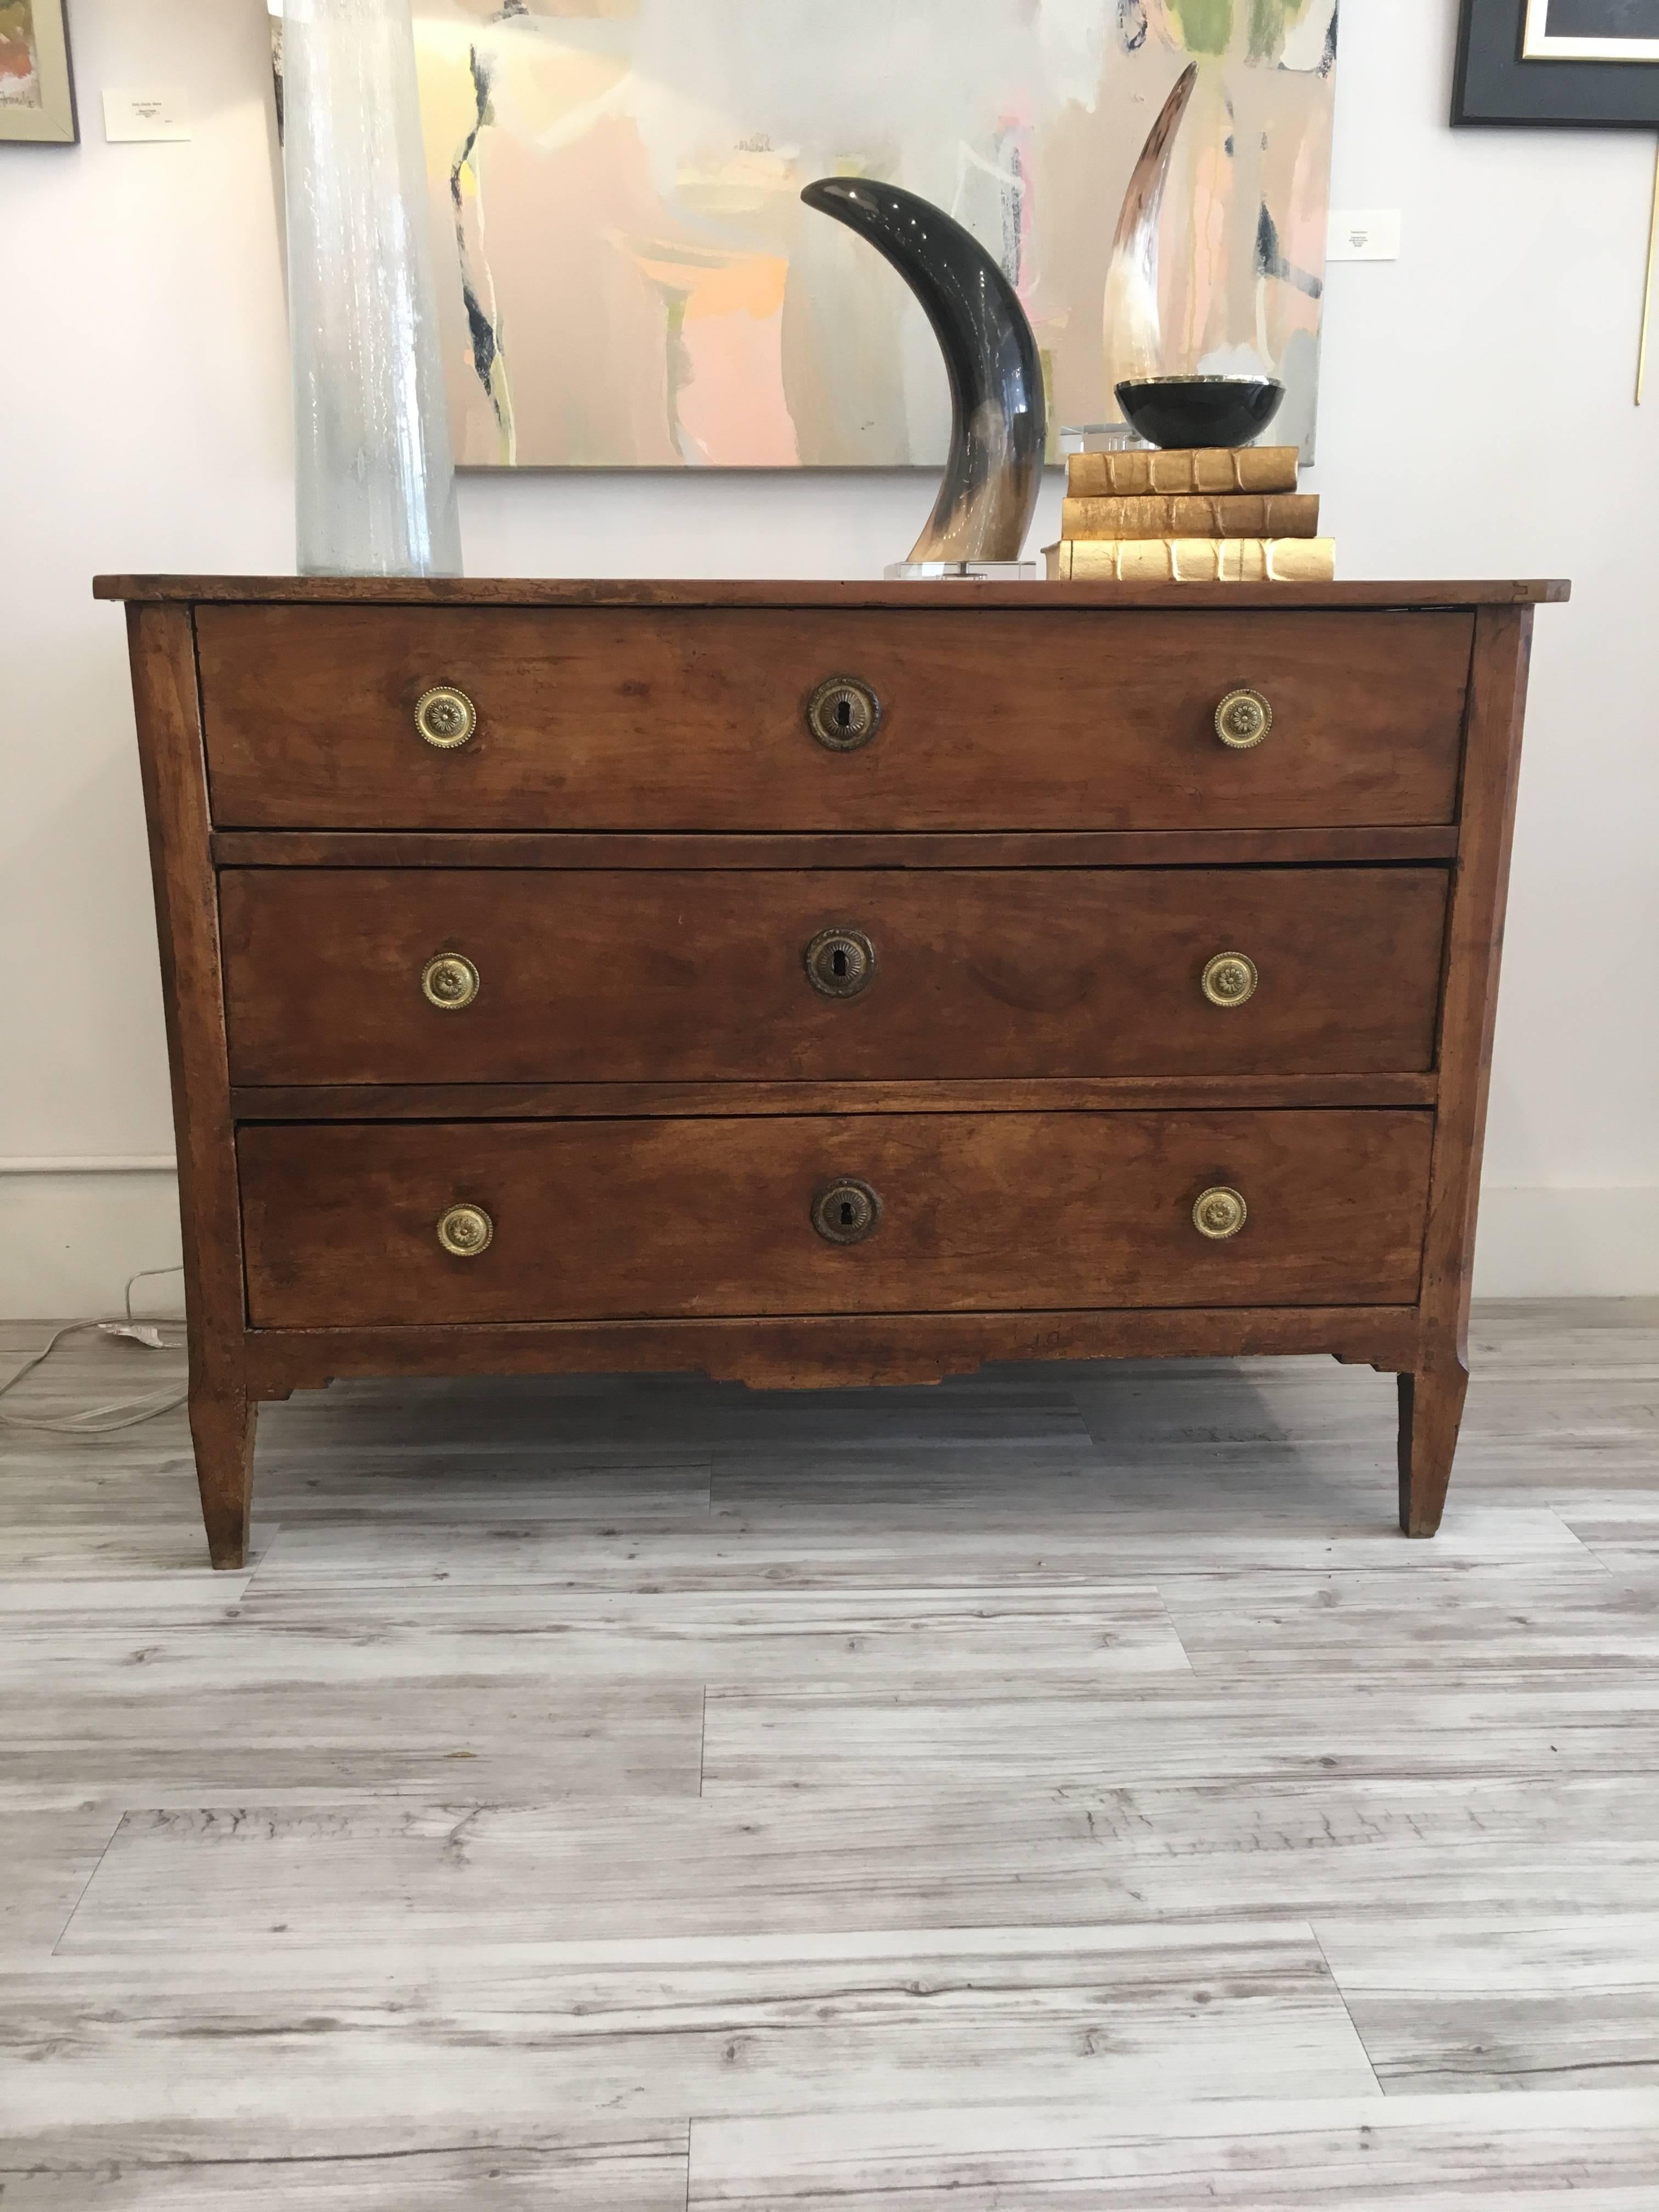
[[2, 0, 1655, 1320]]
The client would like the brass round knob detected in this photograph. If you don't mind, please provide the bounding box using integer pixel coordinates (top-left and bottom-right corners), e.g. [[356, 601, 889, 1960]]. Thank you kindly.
[[811, 1179, 882, 1245], [804, 926, 877, 1000], [1200, 952, 1259, 1009], [415, 685, 478, 749], [437, 1204, 493, 1258], [1192, 1187, 1248, 1242], [1214, 688, 1273, 751], [421, 953, 481, 1011], [805, 675, 881, 752]]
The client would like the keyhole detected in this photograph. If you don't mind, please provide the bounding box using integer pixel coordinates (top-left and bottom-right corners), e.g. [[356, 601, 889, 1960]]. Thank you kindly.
[[832, 947, 849, 978], [840, 1199, 855, 1226], [836, 698, 853, 730]]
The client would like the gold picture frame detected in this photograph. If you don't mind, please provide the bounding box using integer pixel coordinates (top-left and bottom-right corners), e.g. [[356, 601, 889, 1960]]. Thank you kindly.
[[0, 0, 78, 146]]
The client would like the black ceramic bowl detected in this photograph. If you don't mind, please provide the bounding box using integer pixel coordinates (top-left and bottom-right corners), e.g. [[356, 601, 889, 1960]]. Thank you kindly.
[[1114, 374, 1285, 451]]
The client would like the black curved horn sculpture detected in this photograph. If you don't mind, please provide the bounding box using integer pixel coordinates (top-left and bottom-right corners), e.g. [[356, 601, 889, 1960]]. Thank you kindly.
[[801, 178, 1046, 568]]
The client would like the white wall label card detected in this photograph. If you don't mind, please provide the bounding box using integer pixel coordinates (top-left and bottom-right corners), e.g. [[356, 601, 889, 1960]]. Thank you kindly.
[[102, 89, 191, 144], [1327, 210, 1402, 262]]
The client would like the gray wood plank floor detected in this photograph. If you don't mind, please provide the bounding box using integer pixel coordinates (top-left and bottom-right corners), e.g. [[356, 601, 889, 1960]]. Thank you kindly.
[[3, 1301, 1658, 2207]]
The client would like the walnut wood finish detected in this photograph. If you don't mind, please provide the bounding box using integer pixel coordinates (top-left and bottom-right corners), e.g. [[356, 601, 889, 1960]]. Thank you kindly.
[[230, 1075, 1441, 1120], [208, 827, 1463, 869], [106, 575, 1561, 1563], [239, 1112, 1434, 1329], [241, 1306, 1422, 1397], [1400, 605, 1536, 1538], [98, 574, 1570, 608], [194, 606, 1473, 831], [125, 605, 255, 1570], [220, 866, 1450, 1086]]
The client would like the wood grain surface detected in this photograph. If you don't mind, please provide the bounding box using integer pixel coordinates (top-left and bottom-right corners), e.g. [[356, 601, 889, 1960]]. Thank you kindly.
[[1402, 606, 1537, 1538], [96, 573, 1572, 606], [194, 606, 1474, 831], [236, 1110, 1435, 1328], [1, 1303, 1655, 2209], [112, 578, 1554, 1560], [228, 1075, 1442, 1121], [240, 1307, 1424, 1397], [206, 826, 1464, 868], [219, 866, 1451, 1086], [126, 605, 256, 1571]]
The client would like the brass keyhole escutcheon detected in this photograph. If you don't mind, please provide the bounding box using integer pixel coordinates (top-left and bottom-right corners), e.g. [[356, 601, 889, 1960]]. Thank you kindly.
[[805, 675, 882, 752], [1192, 1187, 1248, 1242], [804, 925, 877, 1000], [437, 1203, 494, 1257], [811, 1178, 883, 1245], [421, 953, 481, 1011], [1200, 952, 1259, 1009], [415, 685, 478, 749], [1214, 688, 1273, 751]]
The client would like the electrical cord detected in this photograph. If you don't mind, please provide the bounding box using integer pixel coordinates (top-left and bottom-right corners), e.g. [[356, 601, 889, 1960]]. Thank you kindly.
[[0, 1268, 189, 1435]]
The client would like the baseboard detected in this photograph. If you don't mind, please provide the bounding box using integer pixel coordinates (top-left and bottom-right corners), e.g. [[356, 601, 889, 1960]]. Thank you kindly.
[[1, 1170, 1655, 1323], [1472, 1186, 1659, 1299], [0, 1169, 185, 1323]]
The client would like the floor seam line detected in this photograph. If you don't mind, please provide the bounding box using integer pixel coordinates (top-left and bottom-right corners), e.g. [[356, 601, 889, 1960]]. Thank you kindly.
[[49, 1807, 127, 1956], [1311, 1917, 1388, 2101], [240, 1520, 284, 1595]]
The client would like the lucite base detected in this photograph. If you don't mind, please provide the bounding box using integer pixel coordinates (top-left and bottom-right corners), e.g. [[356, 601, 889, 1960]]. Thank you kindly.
[[884, 560, 1040, 582], [1057, 423, 1154, 457]]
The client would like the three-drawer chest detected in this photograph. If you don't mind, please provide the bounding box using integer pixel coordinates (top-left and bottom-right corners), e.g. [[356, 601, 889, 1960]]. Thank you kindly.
[[100, 575, 1566, 1568]]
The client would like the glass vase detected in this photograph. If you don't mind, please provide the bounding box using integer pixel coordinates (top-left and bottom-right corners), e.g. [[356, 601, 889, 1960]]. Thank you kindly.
[[281, 0, 461, 577]]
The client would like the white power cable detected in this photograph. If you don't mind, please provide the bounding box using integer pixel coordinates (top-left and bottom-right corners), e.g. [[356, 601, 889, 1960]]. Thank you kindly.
[[0, 1268, 189, 1435]]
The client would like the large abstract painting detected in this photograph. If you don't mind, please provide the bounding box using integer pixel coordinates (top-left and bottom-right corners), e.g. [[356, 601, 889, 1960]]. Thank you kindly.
[[407, 1, 1339, 469]]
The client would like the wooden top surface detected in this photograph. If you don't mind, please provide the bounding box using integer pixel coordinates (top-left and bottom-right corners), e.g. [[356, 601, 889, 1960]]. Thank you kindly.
[[94, 575, 1571, 611]]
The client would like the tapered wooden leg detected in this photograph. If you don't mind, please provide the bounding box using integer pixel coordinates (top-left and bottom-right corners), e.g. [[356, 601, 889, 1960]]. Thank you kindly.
[[1397, 1362, 1469, 1539], [189, 1385, 257, 1570]]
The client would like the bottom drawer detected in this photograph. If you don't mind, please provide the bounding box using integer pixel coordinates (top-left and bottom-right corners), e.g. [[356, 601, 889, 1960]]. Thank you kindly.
[[239, 1112, 1432, 1327]]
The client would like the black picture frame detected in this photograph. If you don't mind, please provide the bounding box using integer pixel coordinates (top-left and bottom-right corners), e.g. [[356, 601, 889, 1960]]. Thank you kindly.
[[1455, 0, 1659, 125]]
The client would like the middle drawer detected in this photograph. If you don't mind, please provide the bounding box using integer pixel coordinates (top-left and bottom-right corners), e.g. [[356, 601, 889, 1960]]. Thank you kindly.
[[221, 866, 1449, 1086]]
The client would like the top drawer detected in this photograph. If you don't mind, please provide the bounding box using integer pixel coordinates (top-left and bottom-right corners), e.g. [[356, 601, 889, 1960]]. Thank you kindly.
[[195, 606, 1472, 833]]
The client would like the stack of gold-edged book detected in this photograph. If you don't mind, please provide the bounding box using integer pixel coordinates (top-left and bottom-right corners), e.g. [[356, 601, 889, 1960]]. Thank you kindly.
[[1045, 445, 1334, 583]]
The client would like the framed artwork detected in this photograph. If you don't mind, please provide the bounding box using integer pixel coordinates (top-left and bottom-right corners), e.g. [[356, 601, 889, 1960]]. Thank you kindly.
[[391, 1, 1340, 472], [0, 0, 77, 144], [1524, 0, 1659, 61], [1455, 0, 1659, 125]]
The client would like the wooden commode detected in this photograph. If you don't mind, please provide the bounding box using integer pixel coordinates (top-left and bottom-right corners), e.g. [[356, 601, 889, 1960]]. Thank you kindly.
[[99, 575, 1566, 1568]]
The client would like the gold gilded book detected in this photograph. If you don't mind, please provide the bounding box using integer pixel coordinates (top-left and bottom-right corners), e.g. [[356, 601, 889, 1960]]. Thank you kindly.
[[1060, 492, 1319, 540], [1067, 446, 1300, 498], [1046, 538, 1337, 584]]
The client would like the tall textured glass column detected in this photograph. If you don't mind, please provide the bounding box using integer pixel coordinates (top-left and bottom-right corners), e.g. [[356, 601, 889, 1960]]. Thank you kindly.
[[280, 0, 462, 577]]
